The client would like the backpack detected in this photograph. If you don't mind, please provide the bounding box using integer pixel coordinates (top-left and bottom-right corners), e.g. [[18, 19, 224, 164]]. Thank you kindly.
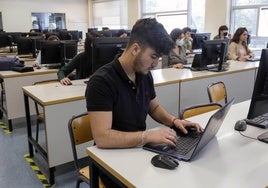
[[0, 57, 23, 71]]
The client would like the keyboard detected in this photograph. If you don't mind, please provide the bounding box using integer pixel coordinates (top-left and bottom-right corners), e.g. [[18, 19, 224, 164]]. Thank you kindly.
[[246, 112, 268, 128], [175, 131, 202, 156], [247, 57, 260, 62]]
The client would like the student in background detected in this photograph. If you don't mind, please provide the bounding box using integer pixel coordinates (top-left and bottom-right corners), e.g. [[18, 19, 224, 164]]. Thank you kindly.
[[213, 25, 231, 40], [58, 36, 93, 85], [227, 27, 253, 61], [162, 28, 187, 69], [182, 27, 193, 52], [116, 29, 128, 38]]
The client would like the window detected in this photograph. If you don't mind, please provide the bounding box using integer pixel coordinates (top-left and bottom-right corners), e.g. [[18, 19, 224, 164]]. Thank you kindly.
[[230, 0, 268, 48], [0, 12, 3, 31], [141, 0, 205, 34], [92, 0, 128, 30], [31, 13, 66, 32]]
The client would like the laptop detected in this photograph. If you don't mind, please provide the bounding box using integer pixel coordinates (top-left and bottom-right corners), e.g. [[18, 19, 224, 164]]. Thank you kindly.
[[143, 98, 234, 161]]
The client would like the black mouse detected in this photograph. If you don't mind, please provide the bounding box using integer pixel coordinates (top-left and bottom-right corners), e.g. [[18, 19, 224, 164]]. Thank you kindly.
[[234, 120, 247, 131], [151, 154, 179, 170]]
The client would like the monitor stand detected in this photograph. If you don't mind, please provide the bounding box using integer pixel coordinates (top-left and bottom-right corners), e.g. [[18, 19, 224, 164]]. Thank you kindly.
[[257, 131, 268, 143]]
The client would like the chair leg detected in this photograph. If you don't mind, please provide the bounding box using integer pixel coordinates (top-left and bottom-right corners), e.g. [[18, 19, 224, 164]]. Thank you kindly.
[[76, 179, 82, 188]]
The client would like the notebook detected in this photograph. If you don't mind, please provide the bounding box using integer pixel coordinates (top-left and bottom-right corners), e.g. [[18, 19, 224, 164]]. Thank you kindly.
[[143, 98, 234, 161]]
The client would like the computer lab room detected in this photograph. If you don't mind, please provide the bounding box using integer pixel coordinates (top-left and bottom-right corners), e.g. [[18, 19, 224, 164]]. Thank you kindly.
[[0, 0, 268, 187]]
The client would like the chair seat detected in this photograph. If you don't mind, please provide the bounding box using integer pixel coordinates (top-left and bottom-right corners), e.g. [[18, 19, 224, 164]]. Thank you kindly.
[[79, 166, 90, 179], [79, 166, 105, 188]]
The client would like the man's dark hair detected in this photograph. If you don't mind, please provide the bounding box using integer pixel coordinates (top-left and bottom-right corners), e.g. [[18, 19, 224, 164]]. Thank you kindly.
[[182, 27, 192, 34], [127, 18, 173, 55]]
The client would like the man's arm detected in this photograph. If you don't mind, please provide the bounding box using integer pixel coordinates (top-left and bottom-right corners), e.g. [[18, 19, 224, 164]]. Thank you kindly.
[[88, 111, 143, 148], [148, 98, 203, 133]]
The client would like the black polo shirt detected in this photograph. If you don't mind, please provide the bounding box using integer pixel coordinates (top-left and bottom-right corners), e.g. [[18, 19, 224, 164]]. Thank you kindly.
[[85, 56, 156, 132]]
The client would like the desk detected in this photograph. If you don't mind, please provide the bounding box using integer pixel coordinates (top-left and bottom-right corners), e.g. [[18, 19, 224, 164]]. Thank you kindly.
[[22, 62, 258, 184], [0, 68, 57, 131], [86, 100, 268, 188], [146, 61, 258, 129], [23, 79, 88, 184]]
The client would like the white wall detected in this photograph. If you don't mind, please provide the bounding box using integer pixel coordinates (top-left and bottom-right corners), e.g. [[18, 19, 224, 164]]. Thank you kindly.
[[0, 0, 88, 38], [205, 0, 231, 38]]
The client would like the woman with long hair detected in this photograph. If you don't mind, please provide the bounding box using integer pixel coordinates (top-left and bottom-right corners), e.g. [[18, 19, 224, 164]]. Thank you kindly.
[[227, 27, 253, 61]]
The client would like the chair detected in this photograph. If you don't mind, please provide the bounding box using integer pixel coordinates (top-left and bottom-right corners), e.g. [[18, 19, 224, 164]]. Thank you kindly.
[[179, 103, 222, 119], [68, 112, 105, 188], [34, 79, 59, 143], [207, 81, 228, 105]]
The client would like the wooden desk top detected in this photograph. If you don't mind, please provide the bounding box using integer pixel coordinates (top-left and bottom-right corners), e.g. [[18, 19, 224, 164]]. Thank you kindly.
[[153, 60, 258, 86], [22, 79, 87, 106], [87, 100, 268, 188], [22, 61, 259, 106], [0, 68, 57, 78]]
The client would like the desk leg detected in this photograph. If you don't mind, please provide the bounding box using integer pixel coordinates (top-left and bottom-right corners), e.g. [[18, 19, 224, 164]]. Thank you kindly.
[[48, 167, 55, 185], [24, 94, 33, 157], [89, 159, 99, 188], [8, 119, 12, 132]]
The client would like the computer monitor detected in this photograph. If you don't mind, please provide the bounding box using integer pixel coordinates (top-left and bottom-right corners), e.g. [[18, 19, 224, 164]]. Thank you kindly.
[[191, 33, 211, 50], [68, 30, 79, 41], [91, 37, 129, 72], [59, 31, 72, 40], [201, 39, 229, 72], [60, 40, 78, 64], [247, 48, 268, 120], [40, 40, 62, 67], [17, 37, 34, 57]]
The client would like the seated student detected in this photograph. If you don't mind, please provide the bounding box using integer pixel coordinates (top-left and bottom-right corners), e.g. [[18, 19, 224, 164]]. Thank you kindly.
[[57, 36, 93, 85], [35, 35, 60, 66], [213, 25, 231, 40], [162, 28, 187, 69], [85, 18, 202, 187], [182, 27, 193, 52], [227, 27, 253, 61], [116, 29, 128, 38]]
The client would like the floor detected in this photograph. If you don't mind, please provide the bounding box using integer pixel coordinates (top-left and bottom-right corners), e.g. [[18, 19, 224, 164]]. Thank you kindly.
[[0, 113, 89, 188]]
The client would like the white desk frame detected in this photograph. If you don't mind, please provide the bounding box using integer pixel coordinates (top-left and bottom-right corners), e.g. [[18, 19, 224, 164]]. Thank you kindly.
[[0, 68, 57, 131], [87, 100, 268, 188]]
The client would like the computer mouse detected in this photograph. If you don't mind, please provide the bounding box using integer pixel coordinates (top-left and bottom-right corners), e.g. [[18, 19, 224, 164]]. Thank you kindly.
[[151, 154, 179, 170], [234, 120, 247, 131]]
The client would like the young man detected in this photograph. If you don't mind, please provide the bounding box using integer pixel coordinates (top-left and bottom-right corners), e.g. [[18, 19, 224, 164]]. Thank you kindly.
[[85, 18, 202, 150]]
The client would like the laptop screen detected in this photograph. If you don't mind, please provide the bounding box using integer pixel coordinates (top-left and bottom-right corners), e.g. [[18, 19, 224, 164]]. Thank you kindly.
[[247, 49, 268, 119]]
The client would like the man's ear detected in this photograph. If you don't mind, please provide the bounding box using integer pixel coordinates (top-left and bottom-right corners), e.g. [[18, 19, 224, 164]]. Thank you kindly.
[[131, 43, 141, 56]]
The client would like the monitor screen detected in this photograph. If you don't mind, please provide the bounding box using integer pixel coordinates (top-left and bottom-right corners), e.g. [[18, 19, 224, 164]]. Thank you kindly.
[[201, 39, 229, 70], [40, 40, 61, 66], [60, 40, 78, 63], [247, 48, 268, 119], [68, 30, 79, 41], [191, 33, 211, 50], [91, 37, 129, 72], [17, 37, 33, 56]]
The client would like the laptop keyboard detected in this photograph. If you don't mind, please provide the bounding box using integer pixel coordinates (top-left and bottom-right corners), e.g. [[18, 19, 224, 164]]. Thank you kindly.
[[175, 131, 203, 156], [246, 112, 268, 128]]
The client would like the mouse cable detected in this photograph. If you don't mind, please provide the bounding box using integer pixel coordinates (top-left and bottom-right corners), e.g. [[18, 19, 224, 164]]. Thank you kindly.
[[238, 131, 258, 141]]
